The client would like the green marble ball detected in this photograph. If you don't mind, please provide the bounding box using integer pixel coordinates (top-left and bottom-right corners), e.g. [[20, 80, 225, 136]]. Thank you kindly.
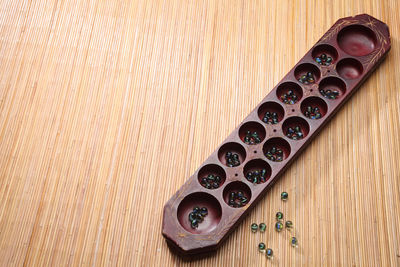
[[275, 222, 283, 232], [259, 223, 266, 233], [281, 191, 288, 201], [251, 223, 258, 233]]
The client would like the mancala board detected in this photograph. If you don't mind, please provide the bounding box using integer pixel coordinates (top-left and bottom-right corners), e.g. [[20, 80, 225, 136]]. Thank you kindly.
[[162, 14, 391, 256]]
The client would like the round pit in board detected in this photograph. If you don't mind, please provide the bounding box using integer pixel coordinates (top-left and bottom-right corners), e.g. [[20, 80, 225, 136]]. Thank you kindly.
[[177, 192, 222, 234], [198, 164, 226, 189], [223, 181, 252, 208], [336, 58, 364, 80], [218, 142, 246, 167], [258, 101, 285, 125], [312, 44, 338, 66], [243, 159, 272, 184], [276, 82, 303, 105], [294, 63, 321, 85], [238, 121, 266, 145], [337, 25, 377, 56], [318, 77, 347, 100], [263, 137, 291, 162], [282, 117, 310, 140], [301, 97, 328, 120]]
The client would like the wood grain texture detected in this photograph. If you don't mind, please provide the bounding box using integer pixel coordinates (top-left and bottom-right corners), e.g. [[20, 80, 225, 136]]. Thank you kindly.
[[0, 0, 399, 266]]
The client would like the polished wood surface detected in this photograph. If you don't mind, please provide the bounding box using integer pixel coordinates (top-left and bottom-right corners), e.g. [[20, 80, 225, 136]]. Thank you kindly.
[[0, 0, 399, 266]]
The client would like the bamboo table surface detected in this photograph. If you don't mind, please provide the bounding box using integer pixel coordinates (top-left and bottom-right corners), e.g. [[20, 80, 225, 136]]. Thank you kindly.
[[0, 0, 399, 266]]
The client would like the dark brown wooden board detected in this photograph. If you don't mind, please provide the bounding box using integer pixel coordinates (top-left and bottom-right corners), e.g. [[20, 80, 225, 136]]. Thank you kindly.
[[162, 14, 391, 256]]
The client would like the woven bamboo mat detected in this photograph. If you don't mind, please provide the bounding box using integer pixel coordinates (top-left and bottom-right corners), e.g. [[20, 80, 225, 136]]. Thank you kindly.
[[0, 0, 399, 266]]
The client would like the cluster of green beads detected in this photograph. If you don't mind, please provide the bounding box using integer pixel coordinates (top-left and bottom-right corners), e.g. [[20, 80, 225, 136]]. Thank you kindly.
[[315, 53, 333, 66], [252, 192, 299, 259], [251, 222, 267, 233], [265, 146, 284, 162], [262, 111, 279, 124], [298, 72, 315, 84], [244, 131, 261, 145], [286, 126, 303, 140], [258, 242, 273, 259], [228, 191, 248, 208], [275, 211, 284, 232], [304, 105, 322, 119], [275, 219, 294, 232], [320, 88, 339, 99], [245, 168, 268, 184], [200, 174, 221, 189], [225, 152, 240, 167], [188, 207, 208, 229], [274, 207, 298, 247], [280, 90, 298, 104]]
